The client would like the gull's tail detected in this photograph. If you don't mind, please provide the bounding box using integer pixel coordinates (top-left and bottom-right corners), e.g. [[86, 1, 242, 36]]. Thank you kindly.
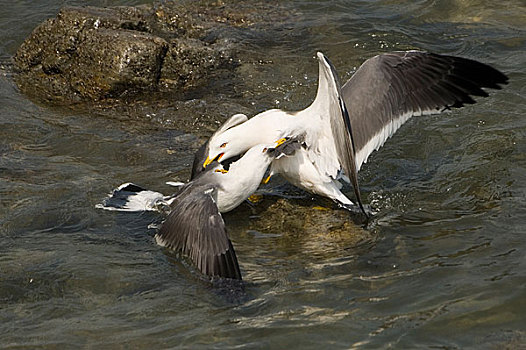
[[96, 182, 178, 212]]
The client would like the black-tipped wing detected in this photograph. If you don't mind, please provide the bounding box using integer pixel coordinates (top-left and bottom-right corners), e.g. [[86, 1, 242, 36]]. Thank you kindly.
[[96, 182, 169, 212], [342, 51, 508, 170], [155, 184, 242, 280]]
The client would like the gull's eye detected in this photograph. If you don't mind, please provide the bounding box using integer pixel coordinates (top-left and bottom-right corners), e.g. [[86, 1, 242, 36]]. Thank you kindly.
[[220, 142, 227, 148]]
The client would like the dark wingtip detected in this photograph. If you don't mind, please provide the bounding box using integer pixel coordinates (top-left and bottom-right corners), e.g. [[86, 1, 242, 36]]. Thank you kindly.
[[219, 241, 243, 280], [117, 183, 147, 193], [158, 228, 242, 280], [448, 54, 509, 90], [420, 53, 509, 110]]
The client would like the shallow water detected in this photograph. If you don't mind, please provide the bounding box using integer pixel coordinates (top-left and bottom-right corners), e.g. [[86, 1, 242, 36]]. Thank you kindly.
[[1, 0, 525, 349]]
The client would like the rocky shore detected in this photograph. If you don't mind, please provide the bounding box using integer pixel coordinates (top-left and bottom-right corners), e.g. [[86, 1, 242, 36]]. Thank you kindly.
[[12, 1, 371, 235]]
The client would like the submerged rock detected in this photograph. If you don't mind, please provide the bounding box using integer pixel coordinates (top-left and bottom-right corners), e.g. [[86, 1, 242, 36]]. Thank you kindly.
[[252, 198, 370, 239], [227, 196, 373, 247]]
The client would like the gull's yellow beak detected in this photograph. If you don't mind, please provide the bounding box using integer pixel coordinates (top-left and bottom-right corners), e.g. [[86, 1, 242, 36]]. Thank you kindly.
[[202, 153, 224, 168], [275, 138, 288, 146], [261, 174, 272, 184], [203, 156, 213, 168]]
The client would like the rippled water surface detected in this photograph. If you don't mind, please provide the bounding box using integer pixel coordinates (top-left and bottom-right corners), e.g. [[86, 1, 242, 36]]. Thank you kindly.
[[1, 0, 525, 349]]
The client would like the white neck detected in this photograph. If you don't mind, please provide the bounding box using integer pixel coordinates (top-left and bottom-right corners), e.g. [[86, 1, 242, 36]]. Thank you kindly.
[[215, 147, 273, 212]]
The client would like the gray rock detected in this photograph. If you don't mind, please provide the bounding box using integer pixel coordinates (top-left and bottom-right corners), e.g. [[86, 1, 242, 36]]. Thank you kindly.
[[72, 28, 167, 99], [12, 5, 237, 104], [12, 0, 300, 131], [14, 6, 160, 102]]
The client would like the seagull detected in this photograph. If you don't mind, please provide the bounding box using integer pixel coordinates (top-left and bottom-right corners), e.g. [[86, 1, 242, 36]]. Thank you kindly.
[[97, 137, 301, 279], [201, 51, 508, 213], [155, 138, 301, 280], [202, 52, 366, 213]]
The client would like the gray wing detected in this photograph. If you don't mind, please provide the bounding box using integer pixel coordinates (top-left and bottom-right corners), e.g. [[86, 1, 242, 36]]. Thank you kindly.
[[342, 51, 508, 170], [155, 182, 242, 280]]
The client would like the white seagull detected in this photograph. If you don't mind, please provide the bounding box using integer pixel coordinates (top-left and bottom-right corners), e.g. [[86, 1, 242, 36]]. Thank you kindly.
[[201, 51, 508, 213], [155, 138, 300, 280]]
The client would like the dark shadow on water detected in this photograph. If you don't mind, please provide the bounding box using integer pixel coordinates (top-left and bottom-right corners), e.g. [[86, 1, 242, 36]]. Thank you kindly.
[[162, 250, 251, 305], [209, 277, 249, 305]]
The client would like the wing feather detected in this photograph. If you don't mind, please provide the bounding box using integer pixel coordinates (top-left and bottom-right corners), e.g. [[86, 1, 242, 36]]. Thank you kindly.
[[155, 183, 242, 280], [342, 51, 508, 170]]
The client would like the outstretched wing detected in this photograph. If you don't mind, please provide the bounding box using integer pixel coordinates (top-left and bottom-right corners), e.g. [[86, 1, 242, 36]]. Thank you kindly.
[[155, 183, 242, 280], [342, 51, 508, 170], [308, 52, 366, 214]]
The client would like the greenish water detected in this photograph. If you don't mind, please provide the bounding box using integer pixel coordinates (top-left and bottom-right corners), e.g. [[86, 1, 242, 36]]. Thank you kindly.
[[1, 0, 525, 349]]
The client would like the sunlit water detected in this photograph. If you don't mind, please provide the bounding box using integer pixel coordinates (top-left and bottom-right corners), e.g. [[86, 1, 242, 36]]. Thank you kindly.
[[1, 0, 525, 349]]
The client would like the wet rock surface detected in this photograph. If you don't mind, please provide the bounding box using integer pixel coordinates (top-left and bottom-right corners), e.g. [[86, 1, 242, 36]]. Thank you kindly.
[[13, 1, 292, 105], [14, 6, 164, 102], [227, 195, 373, 244]]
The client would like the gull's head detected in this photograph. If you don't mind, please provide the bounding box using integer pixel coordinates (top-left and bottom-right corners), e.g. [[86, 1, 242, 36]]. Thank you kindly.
[[203, 114, 253, 169]]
